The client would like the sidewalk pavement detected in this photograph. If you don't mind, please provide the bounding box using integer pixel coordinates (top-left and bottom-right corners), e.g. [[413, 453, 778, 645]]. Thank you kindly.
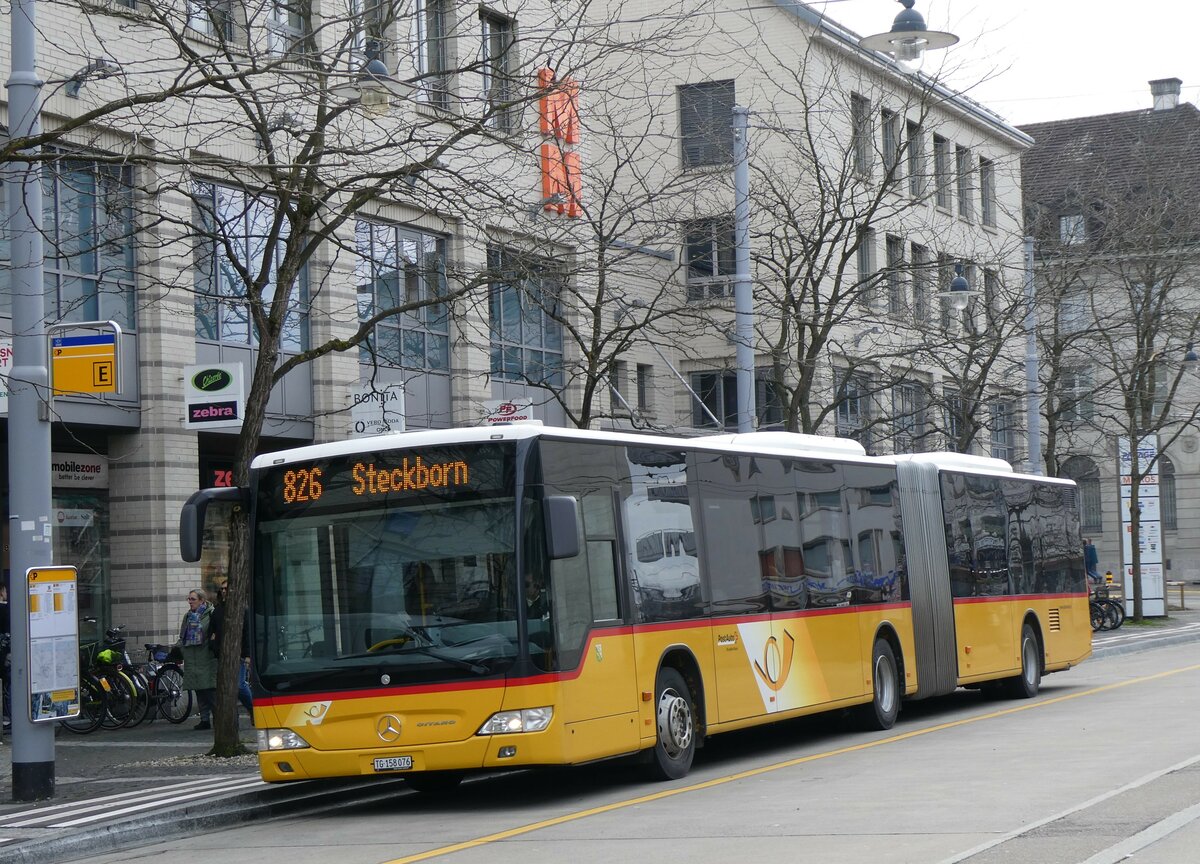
[[0, 590, 1197, 860], [0, 711, 260, 808]]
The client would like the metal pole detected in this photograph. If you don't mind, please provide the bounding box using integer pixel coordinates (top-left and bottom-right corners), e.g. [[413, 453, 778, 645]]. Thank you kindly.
[[1024, 236, 1042, 475], [733, 105, 755, 433], [6, 0, 56, 800]]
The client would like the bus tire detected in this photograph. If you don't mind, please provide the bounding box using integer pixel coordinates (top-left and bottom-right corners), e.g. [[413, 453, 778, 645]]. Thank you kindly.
[[858, 638, 900, 730], [646, 667, 695, 781], [404, 771, 464, 795], [1004, 623, 1042, 699]]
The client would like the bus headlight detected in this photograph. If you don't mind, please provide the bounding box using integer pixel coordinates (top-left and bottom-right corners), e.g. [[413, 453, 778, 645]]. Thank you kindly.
[[257, 728, 312, 751], [477, 707, 553, 735]]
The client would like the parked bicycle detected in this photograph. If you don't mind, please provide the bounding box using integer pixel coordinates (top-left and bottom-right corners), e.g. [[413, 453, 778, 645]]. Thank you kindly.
[[1090, 586, 1125, 632], [143, 643, 192, 723], [62, 623, 149, 733]]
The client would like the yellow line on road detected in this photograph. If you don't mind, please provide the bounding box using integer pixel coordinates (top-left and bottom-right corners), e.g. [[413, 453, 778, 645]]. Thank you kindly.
[[381, 662, 1200, 864]]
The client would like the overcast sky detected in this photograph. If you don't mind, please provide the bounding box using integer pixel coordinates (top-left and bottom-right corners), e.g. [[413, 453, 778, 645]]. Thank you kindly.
[[814, 0, 1200, 126]]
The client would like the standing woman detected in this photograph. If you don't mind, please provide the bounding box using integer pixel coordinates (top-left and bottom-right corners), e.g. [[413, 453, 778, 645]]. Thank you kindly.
[[178, 589, 217, 731]]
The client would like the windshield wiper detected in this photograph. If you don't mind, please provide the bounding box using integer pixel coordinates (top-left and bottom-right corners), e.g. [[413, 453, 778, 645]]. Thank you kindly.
[[337, 643, 489, 675]]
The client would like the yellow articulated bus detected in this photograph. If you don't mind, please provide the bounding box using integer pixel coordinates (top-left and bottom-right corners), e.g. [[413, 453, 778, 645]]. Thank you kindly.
[[180, 426, 1091, 791]]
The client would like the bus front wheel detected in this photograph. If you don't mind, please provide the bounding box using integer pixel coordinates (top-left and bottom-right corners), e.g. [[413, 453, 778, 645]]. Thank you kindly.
[[646, 667, 695, 781], [858, 638, 900, 731], [1004, 623, 1042, 699]]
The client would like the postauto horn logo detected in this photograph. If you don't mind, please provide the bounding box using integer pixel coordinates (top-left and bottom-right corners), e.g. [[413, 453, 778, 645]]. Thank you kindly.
[[192, 368, 234, 393]]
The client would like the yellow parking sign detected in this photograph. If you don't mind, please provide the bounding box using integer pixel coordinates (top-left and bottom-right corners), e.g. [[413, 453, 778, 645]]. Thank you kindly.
[[51, 333, 118, 395]]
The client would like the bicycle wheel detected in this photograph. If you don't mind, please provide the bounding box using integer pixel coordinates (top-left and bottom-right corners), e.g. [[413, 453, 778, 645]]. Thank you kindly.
[[62, 678, 107, 734], [1090, 601, 1105, 631], [125, 668, 153, 727], [1102, 598, 1126, 629], [156, 664, 192, 724], [100, 671, 134, 729]]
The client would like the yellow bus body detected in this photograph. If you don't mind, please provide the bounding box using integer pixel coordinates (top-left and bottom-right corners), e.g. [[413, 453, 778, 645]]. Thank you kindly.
[[256, 594, 1088, 782]]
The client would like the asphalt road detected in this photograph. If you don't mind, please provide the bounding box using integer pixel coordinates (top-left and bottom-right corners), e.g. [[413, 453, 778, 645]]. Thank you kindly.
[[72, 639, 1200, 864]]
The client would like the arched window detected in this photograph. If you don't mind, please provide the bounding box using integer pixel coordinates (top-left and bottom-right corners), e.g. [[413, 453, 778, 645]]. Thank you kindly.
[[1062, 455, 1101, 533], [1160, 456, 1177, 531]]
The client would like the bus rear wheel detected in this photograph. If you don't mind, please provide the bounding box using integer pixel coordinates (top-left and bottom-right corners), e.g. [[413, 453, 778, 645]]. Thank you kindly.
[[858, 638, 900, 730], [646, 668, 695, 781], [1004, 623, 1042, 699]]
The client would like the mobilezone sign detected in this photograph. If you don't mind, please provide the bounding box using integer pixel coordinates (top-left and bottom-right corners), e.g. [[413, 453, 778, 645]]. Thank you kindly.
[[183, 363, 245, 430]]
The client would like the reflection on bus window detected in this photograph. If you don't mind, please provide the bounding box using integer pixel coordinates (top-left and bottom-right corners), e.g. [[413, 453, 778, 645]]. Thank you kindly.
[[623, 448, 706, 623]]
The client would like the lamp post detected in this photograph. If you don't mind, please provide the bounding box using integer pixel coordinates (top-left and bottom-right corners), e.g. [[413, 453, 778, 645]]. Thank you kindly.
[[732, 105, 754, 433], [1023, 236, 1042, 475], [6, 0, 57, 800], [859, 0, 959, 74]]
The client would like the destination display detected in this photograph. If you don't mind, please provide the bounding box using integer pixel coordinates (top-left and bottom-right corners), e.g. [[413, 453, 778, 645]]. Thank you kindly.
[[259, 444, 514, 517]]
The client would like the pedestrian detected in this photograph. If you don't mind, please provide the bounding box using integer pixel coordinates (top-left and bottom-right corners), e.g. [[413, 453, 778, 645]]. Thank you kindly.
[[210, 585, 253, 714], [1084, 538, 1101, 584], [177, 588, 217, 731]]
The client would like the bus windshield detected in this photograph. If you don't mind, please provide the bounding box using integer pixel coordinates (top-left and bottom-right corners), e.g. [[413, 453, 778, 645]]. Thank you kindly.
[[252, 443, 520, 692]]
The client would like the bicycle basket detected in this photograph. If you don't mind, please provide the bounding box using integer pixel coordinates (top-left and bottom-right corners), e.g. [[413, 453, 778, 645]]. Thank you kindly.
[[150, 646, 172, 662]]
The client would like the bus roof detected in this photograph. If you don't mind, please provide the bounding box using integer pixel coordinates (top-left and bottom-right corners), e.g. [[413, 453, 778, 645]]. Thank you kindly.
[[249, 425, 1071, 484]]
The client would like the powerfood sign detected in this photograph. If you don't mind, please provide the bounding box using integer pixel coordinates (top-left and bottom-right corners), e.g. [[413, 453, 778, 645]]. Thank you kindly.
[[184, 363, 244, 430]]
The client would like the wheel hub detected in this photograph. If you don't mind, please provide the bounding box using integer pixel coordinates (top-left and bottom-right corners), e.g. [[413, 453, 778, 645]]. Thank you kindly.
[[656, 688, 693, 757]]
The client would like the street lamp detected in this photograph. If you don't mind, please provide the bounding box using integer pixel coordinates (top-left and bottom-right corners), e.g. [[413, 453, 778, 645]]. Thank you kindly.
[[1184, 342, 1199, 373], [859, 0, 959, 74], [331, 42, 409, 113], [938, 262, 974, 312]]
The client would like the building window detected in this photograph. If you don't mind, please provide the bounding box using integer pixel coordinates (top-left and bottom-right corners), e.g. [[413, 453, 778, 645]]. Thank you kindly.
[[678, 80, 735, 168], [886, 234, 905, 315], [1060, 294, 1087, 333], [1060, 213, 1086, 244], [1161, 456, 1177, 530], [881, 108, 900, 180], [637, 363, 652, 412], [989, 400, 1014, 463], [194, 183, 309, 352], [910, 242, 930, 322], [1061, 367, 1094, 423], [355, 220, 449, 372], [481, 10, 516, 132], [906, 119, 924, 197], [267, 1, 308, 56], [488, 247, 564, 386], [1062, 455, 1101, 533], [609, 359, 627, 407], [851, 93, 872, 178], [684, 216, 734, 301], [187, 1, 237, 40], [836, 372, 871, 449], [417, 0, 452, 109], [351, 0, 397, 66], [933, 134, 951, 209], [956, 145, 973, 221], [943, 387, 963, 450], [1, 157, 136, 329], [690, 368, 783, 430], [937, 252, 954, 331], [892, 383, 926, 454], [857, 227, 876, 304], [982, 268, 1000, 330], [980, 157, 996, 226]]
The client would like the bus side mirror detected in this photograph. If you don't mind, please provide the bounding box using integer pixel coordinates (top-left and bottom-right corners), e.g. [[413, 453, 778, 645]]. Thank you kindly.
[[544, 495, 580, 560], [180, 486, 249, 562]]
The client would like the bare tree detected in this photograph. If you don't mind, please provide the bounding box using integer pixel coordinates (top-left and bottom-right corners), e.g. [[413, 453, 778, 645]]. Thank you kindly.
[[8, 0, 713, 754], [1023, 105, 1200, 619]]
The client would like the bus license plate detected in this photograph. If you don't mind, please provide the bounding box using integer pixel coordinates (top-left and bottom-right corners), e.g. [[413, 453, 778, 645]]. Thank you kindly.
[[373, 756, 413, 772]]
